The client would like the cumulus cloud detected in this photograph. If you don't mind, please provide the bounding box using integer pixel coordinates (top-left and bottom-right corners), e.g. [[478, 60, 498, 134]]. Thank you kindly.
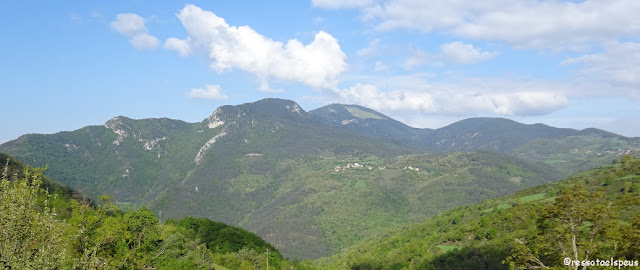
[[165, 4, 347, 91], [312, 0, 373, 9], [348, 0, 640, 49], [164, 37, 192, 56], [187, 84, 228, 100], [111, 13, 159, 49], [130, 33, 160, 50], [332, 83, 436, 113], [330, 78, 569, 116], [435, 89, 569, 116], [440, 42, 496, 64], [562, 41, 640, 98]]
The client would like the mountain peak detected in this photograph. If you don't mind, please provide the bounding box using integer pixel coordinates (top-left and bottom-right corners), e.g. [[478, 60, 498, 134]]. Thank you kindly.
[[249, 98, 305, 115], [312, 104, 390, 122], [309, 103, 430, 148], [104, 116, 129, 126], [104, 116, 133, 143], [205, 98, 307, 129], [577, 128, 623, 138]]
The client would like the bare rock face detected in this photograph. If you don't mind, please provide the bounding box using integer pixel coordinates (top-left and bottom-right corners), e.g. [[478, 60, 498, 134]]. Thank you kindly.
[[206, 108, 225, 129], [194, 130, 227, 165], [104, 116, 131, 145]]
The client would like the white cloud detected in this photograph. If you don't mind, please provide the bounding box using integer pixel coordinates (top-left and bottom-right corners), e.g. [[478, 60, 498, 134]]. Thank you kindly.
[[166, 4, 347, 91], [330, 78, 569, 117], [404, 42, 493, 68], [374, 61, 389, 72], [187, 84, 228, 100], [164, 37, 192, 56], [111, 13, 159, 50], [129, 33, 161, 50], [563, 41, 640, 98], [356, 39, 380, 58], [332, 83, 436, 113], [436, 88, 569, 116], [440, 41, 496, 64], [111, 13, 146, 36], [403, 48, 434, 69], [353, 0, 640, 49], [312, 0, 373, 9]]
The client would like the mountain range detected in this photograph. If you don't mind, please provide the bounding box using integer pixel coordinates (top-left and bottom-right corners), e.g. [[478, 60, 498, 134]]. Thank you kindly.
[[1, 98, 638, 259], [309, 103, 639, 173]]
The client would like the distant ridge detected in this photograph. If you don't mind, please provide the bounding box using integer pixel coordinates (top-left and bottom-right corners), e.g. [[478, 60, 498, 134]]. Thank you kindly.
[[309, 104, 430, 148], [311, 103, 639, 172], [423, 117, 576, 152]]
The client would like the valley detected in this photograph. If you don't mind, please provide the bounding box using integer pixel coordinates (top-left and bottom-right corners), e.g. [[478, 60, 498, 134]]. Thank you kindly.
[[5, 2, 640, 268], [322, 154, 640, 269], [1, 98, 638, 260]]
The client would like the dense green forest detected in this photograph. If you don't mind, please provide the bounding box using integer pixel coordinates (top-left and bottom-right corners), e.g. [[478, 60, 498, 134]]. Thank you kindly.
[[2, 99, 639, 260], [0, 155, 314, 270], [1, 99, 577, 259], [2, 153, 639, 269], [152, 150, 560, 259], [322, 154, 640, 269]]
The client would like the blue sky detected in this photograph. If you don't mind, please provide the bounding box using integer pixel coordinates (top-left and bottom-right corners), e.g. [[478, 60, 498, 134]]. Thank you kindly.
[[1, 0, 639, 143]]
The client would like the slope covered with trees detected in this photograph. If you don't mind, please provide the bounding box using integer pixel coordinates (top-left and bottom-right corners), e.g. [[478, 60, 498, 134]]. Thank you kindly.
[[4, 152, 638, 269], [310, 104, 640, 175], [0, 99, 566, 259], [0, 154, 311, 269], [2, 99, 637, 259], [322, 155, 640, 269], [149, 150, 561, 259]]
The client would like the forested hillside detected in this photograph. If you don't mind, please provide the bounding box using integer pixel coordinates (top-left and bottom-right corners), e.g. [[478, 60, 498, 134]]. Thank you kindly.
[[1, 99, 637, 259], [0, 154, 312, 269], [323, 155, 640, 269], [311, 104, 640, 175], [154, 150, 560, 258], [5, 0, 640, 268], [3, 147, 638, 269]]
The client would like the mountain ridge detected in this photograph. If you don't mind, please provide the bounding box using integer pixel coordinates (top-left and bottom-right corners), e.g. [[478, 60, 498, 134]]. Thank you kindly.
[[310, 103, 640, 174], [7, 99, 635, 144], [1, 98, 638, 259]]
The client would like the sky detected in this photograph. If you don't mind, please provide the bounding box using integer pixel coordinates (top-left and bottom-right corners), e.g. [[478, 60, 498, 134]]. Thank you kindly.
[[1, 0, 639, 143]]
